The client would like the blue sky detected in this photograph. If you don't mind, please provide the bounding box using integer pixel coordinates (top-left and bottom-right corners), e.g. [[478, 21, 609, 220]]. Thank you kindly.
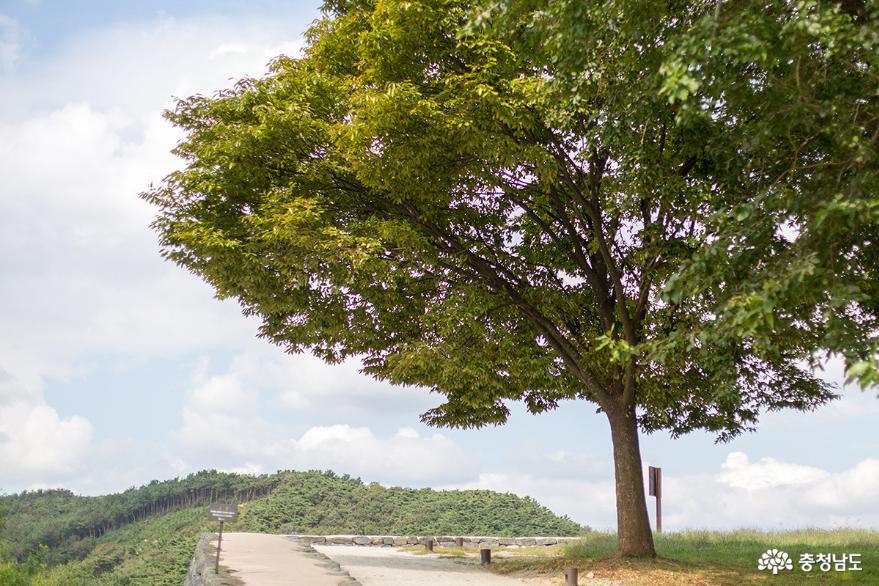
[[1, 0, 877, 531]]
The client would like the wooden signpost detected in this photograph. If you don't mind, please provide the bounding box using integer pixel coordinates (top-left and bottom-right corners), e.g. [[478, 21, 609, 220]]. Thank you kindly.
[[208, 503, 239, 573], [648, 466, 662, 533]]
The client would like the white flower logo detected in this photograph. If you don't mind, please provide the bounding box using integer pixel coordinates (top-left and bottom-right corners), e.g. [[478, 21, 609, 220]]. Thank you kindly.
[[757, 549, 794, 574]]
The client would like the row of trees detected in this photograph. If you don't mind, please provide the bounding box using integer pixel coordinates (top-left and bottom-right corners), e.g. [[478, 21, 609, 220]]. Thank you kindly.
[[0, 470, 281, 564], [238, 470, 585, 536]]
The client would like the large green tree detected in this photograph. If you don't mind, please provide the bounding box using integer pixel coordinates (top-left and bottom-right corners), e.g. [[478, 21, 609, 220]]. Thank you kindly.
[[144, 0, 877, 557]]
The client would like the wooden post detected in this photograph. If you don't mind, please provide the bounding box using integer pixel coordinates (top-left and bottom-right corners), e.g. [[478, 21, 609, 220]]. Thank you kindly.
[[564, 567, 579, 586], [480, 548, 491, 565], [454, 537, 464, 547], [425, 538, 434, 552], [648, 466, 662, 534], [656, 485, 662, 534], [215, 520, 224, 573]]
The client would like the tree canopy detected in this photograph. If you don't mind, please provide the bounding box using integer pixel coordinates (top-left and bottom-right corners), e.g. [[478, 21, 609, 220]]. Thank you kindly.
[[144, 0, 877, 556]]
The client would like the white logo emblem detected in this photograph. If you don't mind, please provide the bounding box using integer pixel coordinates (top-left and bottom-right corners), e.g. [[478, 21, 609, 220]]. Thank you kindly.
[[758, 549, 794, 574]]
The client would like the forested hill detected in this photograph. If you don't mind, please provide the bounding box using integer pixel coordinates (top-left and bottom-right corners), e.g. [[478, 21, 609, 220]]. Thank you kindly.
[[0, 469, 586, 585]]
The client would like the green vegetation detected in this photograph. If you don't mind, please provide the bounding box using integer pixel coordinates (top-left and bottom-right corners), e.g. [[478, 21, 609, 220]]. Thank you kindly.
[[0, 469, 585, 585], [240, 473, 583, 536], [0, 546, 53, 586], [0, 469, 278, 565], [487, 529, 879, 584], [39, 507, 215, 586]]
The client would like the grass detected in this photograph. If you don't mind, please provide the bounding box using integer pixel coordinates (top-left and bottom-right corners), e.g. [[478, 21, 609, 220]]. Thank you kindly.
[[480, 529, 878, 585]]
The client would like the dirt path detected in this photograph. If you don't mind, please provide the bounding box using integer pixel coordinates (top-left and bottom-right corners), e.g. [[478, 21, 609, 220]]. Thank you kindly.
[[313, 544, 535, 586], [218, 533, 357, 585]]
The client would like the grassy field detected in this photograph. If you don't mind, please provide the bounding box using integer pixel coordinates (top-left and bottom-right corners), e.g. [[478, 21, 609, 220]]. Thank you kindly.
[[422, 529, 878, 585]]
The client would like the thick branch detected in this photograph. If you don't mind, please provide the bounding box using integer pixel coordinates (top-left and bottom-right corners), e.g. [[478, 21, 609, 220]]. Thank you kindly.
[[402, 205, 612, 406]]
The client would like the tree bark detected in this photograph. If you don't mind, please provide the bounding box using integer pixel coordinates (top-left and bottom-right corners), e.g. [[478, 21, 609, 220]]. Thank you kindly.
[[606, 402, 656, 558]]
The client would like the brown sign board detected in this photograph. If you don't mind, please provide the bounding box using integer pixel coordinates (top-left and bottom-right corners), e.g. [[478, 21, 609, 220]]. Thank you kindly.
[[209, 503, 239, 523], [648, 466, 661, 497]]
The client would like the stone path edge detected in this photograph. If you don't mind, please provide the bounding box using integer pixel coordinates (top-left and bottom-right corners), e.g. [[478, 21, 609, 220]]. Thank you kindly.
[[292, 534, 580, 548], [291, 536, 363, 586]]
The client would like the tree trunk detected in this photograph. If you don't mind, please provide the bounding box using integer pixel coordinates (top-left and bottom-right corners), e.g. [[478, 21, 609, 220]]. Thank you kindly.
[[606, 402, 656, 558]]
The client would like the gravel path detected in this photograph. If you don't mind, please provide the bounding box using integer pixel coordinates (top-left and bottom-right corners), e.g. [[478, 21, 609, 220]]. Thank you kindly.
[[313, 544, 534, 586]]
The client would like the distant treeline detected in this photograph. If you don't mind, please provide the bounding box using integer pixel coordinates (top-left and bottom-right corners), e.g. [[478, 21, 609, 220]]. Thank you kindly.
[[240, 471, 585, 537], [0, 468, 587, 583], [1, 469, 281, 564]]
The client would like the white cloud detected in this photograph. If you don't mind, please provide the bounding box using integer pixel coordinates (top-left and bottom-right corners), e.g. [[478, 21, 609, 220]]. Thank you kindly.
[[0, 15, 313, 493], [0, 103, 256, 380], [801, 459, 879, 511], [178, 414, 476, 486], [281, 424, 475, 485], [0, 369, 92, 485], [186, 346, 437, 417], [718, 452, 829, 490], [1, 16, 306, 121], [665, 453, 879, 530], [173, 352, 472, 486], [453, 451, 879, 531]]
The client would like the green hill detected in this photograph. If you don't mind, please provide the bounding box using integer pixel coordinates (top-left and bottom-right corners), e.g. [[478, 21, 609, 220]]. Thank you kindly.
[[0, 469, 587, 585]]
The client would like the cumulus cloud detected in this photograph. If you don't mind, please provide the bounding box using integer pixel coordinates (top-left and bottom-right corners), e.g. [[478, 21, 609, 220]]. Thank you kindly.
[[0, 15, 313, 493], [666, 453, 879, 530], [179, 413, 476, 486], [0, 100, 259, 385], [0, 368, 92, 486], [173, 352, 474, 486], [0, 15, 314, 381], [718, 452, 829, 490], [455, 452, 879, 531]]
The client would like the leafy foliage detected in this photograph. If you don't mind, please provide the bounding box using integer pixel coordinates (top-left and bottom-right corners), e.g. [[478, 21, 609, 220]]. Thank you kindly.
[[142, 0, 877, 556], [140, 0, 876, 441]]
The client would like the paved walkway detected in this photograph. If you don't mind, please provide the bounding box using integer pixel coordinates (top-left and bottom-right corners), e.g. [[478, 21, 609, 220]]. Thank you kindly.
[[218, 533, 357, 585], [313, 544, 533, 586]]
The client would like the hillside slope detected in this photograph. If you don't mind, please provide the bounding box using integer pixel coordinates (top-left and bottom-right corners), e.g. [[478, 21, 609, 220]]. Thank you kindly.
[[0, 469, 587, 585]]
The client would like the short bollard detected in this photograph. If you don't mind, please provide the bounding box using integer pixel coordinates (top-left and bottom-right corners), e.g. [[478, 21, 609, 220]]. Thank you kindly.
[[564, 567, 578, 586], [454, 537, 464, 547], [480, 548, 491, 565], [425, 538, 434, 552]]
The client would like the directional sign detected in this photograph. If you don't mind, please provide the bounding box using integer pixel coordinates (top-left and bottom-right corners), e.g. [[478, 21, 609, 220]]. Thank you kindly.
[[648, 466, 661, 497], [209, 503, 239, 523]]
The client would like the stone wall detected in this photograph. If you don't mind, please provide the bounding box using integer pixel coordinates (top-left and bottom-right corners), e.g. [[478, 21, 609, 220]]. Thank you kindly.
[[183, 533, 224, 586], [294, 534, 580, 548]]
